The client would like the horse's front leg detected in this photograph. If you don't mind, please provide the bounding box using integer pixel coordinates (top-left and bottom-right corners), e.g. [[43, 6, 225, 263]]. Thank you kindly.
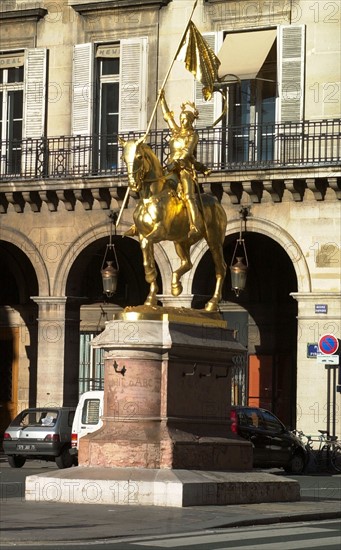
[[171, 242, 192, 297], [205, 245, 227, 312], [140, 237, 159, 306]]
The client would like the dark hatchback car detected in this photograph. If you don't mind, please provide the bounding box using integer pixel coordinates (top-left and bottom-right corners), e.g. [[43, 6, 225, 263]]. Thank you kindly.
[[3, 407, 76, 469], [231, 406, 308, 474]]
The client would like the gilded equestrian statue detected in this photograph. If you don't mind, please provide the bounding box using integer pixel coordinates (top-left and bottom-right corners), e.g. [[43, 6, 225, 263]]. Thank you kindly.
[[119, 130, 227, 313]]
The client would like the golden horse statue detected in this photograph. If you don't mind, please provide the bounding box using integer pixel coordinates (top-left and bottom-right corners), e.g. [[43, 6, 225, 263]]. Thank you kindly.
[[119, 137, 227, 312]]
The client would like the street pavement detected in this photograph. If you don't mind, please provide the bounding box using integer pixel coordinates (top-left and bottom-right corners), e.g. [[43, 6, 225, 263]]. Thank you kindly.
[[1, 470, 340, 546]]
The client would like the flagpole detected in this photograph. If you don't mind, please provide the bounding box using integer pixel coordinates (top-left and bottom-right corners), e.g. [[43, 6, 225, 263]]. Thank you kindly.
[[116, 0, 198, 229], [143, 0, 198, 140]]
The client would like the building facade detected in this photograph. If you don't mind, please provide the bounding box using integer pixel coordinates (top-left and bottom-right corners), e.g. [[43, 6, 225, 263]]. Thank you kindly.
[[0, 0, 340, 439]]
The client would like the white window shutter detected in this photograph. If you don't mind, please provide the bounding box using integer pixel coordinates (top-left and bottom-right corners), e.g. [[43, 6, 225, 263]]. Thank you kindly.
[[119, 37, 148, 132], [278, 25, 305, 122], [23, 48, 47, 138], [72, 43, 94, 135]]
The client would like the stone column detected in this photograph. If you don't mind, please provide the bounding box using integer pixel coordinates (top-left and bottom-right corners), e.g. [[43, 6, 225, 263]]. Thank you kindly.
[[291, 292, 341, 436], [31, 296, 80, 407]]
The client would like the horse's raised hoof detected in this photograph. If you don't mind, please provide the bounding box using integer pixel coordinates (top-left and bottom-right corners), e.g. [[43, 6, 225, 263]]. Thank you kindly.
[[124, 225, 137, 237], [171, 282, 183, 297], [205, 300, 218, 312]]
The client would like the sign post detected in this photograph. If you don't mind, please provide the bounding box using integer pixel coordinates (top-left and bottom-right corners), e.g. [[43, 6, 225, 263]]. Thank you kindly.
[[318, 334, 340, 437]]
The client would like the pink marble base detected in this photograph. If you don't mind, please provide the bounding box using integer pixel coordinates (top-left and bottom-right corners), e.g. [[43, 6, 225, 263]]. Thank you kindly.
[[79, 316, 252, 471]]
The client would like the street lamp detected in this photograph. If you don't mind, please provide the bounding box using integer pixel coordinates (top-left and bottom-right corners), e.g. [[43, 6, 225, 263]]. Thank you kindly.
[[230, 207, 249, 297], [101, 211, 119, 298]]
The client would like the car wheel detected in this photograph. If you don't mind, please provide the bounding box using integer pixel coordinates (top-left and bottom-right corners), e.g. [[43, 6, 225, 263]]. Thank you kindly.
[[285, 452, 305, 474], [8, 455, 26, 468], [55, 447, 73, 469]]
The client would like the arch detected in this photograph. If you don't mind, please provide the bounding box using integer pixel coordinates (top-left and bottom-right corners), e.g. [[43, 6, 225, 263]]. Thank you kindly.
[[189, 215, 312, 294], [241, 217, 311, 293], [52, 220, 172, 297], [0, 225, 50, 295]]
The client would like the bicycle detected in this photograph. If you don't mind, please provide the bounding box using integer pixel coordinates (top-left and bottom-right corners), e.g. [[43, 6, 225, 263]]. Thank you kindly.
[[292, 429, 341, 473]]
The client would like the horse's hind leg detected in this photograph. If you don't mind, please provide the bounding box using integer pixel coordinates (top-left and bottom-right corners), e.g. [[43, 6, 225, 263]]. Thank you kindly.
[[205, 244, 227, 312], [140, 237, 158, 306], [171, 242, 192, 297]]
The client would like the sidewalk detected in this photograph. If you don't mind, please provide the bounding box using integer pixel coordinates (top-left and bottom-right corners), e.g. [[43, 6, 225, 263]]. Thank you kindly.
[[1, 454, 340, 545], [1, 490, 340, 544]]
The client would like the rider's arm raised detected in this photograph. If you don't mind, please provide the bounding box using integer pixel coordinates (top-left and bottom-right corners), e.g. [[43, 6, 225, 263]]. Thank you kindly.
[[160, 93, 177, 131]]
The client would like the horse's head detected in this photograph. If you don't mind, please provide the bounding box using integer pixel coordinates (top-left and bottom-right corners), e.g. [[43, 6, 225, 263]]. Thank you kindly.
[[119, 137, 145, 193]]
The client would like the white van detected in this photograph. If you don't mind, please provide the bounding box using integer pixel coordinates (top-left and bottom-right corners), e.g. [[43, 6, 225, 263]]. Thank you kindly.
[[71, 391, 104, 457]]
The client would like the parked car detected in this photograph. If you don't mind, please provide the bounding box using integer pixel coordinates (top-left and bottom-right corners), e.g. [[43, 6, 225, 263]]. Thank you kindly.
[[3, 407, 76, 469], [230, 406, 308, 474], [70, 390, 104, 459]]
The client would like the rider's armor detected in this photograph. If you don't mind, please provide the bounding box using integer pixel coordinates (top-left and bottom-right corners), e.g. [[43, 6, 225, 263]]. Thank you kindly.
[[161, 97, 204, 238]]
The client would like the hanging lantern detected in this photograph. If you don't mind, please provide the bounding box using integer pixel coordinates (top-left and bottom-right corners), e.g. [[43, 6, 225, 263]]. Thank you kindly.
[[230, 207, 249, 297], [101, 212, 119, 298], [101, 260, 119, 297], [230, 254, 248, 297]]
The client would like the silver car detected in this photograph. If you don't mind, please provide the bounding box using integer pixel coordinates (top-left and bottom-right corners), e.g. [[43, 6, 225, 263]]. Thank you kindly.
[[3, 407, 76, 469]]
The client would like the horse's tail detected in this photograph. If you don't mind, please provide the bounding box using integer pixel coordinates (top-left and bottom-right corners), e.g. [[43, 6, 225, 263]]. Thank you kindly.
[[200, 194, 227, 244]]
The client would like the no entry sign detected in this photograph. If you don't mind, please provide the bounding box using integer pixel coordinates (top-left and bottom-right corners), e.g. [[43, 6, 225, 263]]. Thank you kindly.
[[318, 334, 339, 355]]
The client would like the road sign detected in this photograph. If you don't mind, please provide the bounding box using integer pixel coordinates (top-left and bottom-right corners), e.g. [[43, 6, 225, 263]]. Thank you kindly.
[[316, 352, 339, 365], [318, 334, 339, 355]]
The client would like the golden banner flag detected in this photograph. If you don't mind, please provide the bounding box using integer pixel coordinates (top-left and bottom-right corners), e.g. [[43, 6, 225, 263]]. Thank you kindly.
[[176, 21, 221, 97]]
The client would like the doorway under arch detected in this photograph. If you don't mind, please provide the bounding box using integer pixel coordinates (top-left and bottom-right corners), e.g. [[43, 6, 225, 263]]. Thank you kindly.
[[192, 232, 298, 428], [0, 240, 39, 433]]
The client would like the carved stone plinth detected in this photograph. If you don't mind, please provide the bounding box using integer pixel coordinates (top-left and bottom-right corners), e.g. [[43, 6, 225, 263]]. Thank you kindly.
[[78, 308, 252, 471]]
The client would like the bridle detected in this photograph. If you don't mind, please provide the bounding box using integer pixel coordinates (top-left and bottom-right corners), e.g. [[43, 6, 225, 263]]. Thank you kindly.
[[126, 143, 161, 192]]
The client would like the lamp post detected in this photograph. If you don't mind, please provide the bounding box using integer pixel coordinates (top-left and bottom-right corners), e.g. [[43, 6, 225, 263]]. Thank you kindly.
[[230, 207, 249, 297], [101, 212, 119, 298]]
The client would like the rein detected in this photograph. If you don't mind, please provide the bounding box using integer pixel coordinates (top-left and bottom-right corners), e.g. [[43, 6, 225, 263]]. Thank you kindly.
[[132, 147, 165, 187]]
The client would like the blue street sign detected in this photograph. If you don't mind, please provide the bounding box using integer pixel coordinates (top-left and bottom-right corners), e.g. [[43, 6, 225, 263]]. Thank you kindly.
[[307, 343, 318, 358], [315, 304, 328, 314]]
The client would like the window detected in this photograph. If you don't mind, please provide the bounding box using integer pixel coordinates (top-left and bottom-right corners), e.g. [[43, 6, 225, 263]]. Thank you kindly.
[[226, 39, 277, 163], [0, 58, 24, 175], [81, 399, 101, 425], [197, 26, 305, 166], [0, 49, 47, 177], [261, 410, 284, 433], [72, 38, 148, 174], [79, 333, 104, 395], [15, 410, 59, 427], [95, 46, 120, 171], [243, 408, 263, 428]]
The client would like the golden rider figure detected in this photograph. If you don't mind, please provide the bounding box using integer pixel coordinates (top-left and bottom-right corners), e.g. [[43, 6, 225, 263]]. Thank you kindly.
[[159, 90, 209, 238]]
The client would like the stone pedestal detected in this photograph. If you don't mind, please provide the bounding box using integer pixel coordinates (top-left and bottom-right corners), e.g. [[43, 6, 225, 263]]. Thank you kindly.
[[79, 307, 252, 471]]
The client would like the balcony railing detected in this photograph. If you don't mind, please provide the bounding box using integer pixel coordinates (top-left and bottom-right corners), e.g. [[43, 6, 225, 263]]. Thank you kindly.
[[0, 119, 340, 181]]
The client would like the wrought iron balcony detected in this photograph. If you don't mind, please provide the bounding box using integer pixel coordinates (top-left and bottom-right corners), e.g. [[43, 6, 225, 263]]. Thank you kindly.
[[0, 119, 340, 181]]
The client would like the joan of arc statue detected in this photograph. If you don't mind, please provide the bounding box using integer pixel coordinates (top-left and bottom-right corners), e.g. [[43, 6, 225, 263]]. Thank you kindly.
[[159, 90, 210, 238]]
